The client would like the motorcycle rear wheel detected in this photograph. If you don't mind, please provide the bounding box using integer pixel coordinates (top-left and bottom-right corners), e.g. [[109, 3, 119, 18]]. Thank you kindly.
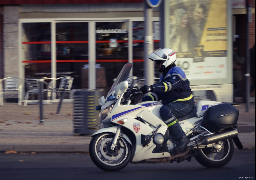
[[194, 139, 234, 168], [89, 133, 131, 171]]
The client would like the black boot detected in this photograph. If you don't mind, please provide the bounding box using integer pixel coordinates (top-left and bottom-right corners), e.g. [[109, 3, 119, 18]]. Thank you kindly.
[[168, 120, 189, 154]]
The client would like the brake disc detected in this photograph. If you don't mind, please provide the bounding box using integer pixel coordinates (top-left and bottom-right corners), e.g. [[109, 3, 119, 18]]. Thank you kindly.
[[99, 138, 124, 161]]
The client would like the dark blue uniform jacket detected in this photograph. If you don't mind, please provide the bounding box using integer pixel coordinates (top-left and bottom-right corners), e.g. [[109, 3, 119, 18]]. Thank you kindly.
[[150, 66, 194, 105]]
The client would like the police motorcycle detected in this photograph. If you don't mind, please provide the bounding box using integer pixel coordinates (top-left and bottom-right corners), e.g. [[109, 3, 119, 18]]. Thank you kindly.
[[89, 63, 243, 171]]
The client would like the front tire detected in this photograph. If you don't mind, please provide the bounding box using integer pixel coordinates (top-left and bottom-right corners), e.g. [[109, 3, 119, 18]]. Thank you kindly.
[[194, 139, 234, 168], [89, 133, 131, 171]]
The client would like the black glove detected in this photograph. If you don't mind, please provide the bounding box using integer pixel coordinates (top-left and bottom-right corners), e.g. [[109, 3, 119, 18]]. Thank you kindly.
[[140, 85, 152, 94], [130, 88, 142, 95]]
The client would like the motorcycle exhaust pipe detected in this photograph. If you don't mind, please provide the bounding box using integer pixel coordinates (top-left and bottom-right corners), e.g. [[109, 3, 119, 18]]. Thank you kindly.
[[201, 129, 238, 145]]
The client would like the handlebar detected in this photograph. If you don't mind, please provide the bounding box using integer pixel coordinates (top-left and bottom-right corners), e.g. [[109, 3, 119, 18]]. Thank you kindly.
[[122, 86, 143, 105]]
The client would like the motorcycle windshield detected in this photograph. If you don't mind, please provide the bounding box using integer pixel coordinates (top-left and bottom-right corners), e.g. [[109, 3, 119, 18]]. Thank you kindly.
[[107, 63, 133, 97]]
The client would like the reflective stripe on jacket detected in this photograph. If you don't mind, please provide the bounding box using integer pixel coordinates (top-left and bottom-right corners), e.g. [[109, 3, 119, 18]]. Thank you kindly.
[[151, 66, 194, 105]]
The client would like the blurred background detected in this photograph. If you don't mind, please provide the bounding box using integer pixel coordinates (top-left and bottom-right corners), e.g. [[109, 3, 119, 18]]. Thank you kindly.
[[0, 0, 255, 104]]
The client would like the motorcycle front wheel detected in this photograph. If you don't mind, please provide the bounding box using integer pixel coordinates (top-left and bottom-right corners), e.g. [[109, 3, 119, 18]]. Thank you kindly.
[[89, 133, 131, 171], [194, 139, 234, 168]]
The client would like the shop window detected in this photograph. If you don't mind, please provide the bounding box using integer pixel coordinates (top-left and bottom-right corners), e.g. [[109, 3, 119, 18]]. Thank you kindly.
[[22, 23, 51, 78], [95, 22, 128, 95]]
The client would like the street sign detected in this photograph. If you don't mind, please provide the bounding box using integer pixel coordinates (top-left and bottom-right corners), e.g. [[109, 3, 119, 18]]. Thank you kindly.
[[146, 0, 162, 8]]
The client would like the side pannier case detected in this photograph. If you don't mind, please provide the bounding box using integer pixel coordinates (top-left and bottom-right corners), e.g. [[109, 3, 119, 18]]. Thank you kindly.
[[201, 103, 239, 132]]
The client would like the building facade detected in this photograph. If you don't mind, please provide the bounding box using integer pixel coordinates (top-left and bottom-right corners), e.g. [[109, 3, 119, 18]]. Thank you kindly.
[[0, 0, 255, 101]]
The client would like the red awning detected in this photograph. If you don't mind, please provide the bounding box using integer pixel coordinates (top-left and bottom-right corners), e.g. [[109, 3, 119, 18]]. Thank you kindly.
[[0, 0, 143, 4]]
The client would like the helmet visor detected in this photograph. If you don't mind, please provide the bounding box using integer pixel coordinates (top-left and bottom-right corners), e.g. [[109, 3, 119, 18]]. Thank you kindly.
[[148, 52, 166, 61], [156, 60, 165, 65]]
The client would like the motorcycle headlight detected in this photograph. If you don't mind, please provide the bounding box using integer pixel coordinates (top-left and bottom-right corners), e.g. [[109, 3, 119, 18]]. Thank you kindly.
[[100, 105, 113, 121]]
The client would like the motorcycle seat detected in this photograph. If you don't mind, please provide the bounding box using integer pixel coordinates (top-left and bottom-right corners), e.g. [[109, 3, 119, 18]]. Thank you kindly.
[[177, 107, 197, 122]]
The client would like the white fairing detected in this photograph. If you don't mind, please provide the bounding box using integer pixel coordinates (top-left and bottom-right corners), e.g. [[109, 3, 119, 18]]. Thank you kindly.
[[196, 100, 222, 117], [179, 117, 202, 135], [110, 101, 171, 161]]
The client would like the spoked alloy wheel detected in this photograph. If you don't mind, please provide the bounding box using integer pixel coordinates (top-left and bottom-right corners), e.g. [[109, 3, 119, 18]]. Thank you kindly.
[[89, 133, 131, 171], [194, 139, 234, 168]]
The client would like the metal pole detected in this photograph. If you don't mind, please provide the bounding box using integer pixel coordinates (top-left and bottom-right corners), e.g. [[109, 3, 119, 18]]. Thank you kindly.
[[245, 0, 250, 112], [160, 0, 169, 49], [144, 0, 155, 85], [39, 79, 44, 124], [128, 19, 133, 76], [56, 77, 68, 114], [51, 22, 57, 100], [89, 21, 96, 90], [0, 79, 3, 105]]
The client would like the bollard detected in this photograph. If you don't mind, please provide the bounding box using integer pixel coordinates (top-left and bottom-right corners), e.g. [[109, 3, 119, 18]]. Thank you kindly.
[[39, 79, 44, 124], [56, 76, 69, 114]]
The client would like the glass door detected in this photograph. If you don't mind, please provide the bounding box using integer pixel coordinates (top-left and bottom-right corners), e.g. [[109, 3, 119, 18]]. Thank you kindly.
[[95, 22, 129, 95]]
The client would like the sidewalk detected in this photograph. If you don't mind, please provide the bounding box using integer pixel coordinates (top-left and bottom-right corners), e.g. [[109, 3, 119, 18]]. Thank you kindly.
[[0, 102, 255, 153]]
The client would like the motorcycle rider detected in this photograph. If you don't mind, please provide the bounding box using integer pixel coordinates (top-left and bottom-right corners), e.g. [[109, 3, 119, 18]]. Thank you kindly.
[[140, 48, 194, 154]]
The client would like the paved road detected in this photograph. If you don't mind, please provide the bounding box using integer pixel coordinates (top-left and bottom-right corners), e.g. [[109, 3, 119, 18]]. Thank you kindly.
[[0, 149, 254, 180]]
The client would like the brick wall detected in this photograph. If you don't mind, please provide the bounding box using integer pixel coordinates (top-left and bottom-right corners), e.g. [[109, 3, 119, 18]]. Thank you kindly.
[[3, 6, 19, 78], [0, 7, 3, 79], [1, 0, 143, 4], [249, 12, 255, 48], [236, 13, 255, 58], [249, 0, 255, 48]]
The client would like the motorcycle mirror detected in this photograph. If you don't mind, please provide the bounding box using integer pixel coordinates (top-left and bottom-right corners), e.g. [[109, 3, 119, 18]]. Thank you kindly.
[[98, 96, 106, 106]]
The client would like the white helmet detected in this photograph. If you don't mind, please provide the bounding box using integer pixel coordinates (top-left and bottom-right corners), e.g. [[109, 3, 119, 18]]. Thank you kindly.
[[148, 48, 176, 70]]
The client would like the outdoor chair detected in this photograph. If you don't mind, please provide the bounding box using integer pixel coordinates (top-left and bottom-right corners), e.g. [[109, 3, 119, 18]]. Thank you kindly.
[[45, 78, 59, 101], [42, 76, 73, 101], [0, 77, 23, 105], [24, 79, 50, 106], [55, 76, 74, 99]]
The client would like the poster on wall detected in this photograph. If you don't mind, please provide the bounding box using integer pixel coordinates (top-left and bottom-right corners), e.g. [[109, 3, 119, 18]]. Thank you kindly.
[[169, 0, 228, 80]]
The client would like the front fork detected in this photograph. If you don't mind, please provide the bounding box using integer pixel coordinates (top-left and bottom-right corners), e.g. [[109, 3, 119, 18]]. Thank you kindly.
[[110, 126, 121, 150]]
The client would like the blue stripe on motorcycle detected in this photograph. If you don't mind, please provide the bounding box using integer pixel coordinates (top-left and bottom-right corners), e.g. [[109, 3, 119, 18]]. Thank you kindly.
[[112, 107, 142, 121], [141, 102, 161, 107]]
